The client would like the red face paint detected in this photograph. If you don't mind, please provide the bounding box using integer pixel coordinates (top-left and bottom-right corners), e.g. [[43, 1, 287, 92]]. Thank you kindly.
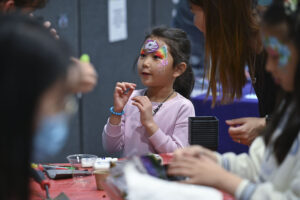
[[155, 51, 164, 59]]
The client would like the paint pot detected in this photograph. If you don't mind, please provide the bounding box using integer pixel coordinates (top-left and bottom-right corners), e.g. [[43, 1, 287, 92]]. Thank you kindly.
[[94, 169, 110, 190]]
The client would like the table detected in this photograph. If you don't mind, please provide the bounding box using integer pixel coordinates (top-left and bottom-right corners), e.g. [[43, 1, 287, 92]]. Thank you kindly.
[[30, 154, 234, 200], [191, 82, 259, 154], [31, 175, 108, 200]]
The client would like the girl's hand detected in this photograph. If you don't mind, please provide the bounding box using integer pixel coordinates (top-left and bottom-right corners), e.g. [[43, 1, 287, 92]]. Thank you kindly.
[[132, 96, 158, 136], [172, 145, 218, 163], [113, 82, 136, 112], [167, 155, 242, 195]]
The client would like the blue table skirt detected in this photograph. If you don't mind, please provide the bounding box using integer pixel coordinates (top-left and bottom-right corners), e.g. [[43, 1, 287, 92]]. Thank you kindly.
[[191, 83, 259, 154]]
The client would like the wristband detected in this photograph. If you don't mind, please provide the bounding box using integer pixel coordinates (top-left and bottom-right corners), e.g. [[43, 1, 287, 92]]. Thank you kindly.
[[110, 106, 124, 116]]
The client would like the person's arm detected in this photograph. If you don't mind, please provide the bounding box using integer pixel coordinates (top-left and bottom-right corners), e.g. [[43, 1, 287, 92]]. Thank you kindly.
[[216, 137, 265, 181], [147, 101, 195, 153], [102, 115, 125, 153], [171, 136, 265, 181], [169, 151, 300, 200], [68, 57, 98, 94], [102, 82, 136, 153], [167, 153, 243, 196], [236, 137, 300, 200], [235, 167, 300, 200]]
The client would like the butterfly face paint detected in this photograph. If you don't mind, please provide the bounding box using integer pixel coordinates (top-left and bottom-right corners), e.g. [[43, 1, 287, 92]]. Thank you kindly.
[[263, 36, 291, 68]]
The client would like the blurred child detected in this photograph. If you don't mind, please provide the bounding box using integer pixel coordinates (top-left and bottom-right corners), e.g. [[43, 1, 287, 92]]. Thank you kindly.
[[0, 14, 72, 199]]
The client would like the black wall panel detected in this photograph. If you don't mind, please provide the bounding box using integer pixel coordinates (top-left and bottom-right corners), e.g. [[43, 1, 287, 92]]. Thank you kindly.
[[80, 0, 152, 157], [34, 0, 81, 163], [33, 0, 174, 161]]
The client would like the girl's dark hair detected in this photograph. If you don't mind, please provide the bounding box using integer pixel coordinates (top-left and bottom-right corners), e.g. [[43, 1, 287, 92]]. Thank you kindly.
[[262, 0, 300, 165], [143, 26, 195, 99], [0, 14, 70, 200]]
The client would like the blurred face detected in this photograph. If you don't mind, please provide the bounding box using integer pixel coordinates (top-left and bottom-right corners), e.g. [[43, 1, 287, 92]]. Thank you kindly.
[[263, 23, 298, 92], [190, 4, 206, 34], [34, 80, 69, 128], [33, 78, 74, 161], [137, 38, 176, 88]]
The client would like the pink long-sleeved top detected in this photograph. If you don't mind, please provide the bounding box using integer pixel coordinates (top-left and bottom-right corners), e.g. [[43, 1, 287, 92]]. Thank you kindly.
[[102, 89, 195, 156]]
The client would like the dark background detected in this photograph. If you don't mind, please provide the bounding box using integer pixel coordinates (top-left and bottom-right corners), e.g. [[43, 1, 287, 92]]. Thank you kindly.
[[34, 0, 175, 162]]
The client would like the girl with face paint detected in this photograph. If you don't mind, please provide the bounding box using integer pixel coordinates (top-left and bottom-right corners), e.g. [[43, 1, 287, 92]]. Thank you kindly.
[[102, 27, 195, 157], [168, 1, 300, 199]]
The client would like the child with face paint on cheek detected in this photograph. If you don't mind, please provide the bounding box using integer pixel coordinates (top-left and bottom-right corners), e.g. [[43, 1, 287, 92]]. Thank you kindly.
[[168, 1, 300, 199], [102, 27, 195, 157]]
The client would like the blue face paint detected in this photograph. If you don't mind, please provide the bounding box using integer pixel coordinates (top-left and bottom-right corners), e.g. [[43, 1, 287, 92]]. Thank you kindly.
[[258, 0, 273, 6], [263, 36, 291, 68]]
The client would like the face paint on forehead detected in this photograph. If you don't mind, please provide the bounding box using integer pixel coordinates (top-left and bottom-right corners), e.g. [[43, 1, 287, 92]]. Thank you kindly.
[[156, 45, 169, 67], [263, 36, 291, 68], [144, 39, 159, 53]]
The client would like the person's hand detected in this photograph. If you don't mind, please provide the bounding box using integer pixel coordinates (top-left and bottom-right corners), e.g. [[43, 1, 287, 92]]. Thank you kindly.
[[226, 117, 266, 146], [131, 96, 158, 136], [29, 14, 59, 39], [69, 57, 98, 93], [172, 145, 217, 163], [168, 155, 242, 195], [168, 155, 223, 186], [113, 82, 136, 112], [43, 21, 59, 39]]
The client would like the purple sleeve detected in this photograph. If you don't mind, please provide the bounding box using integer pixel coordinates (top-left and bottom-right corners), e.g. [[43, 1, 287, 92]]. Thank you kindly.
[[148, 101, 195, 153], [102, 117, 125, 153]]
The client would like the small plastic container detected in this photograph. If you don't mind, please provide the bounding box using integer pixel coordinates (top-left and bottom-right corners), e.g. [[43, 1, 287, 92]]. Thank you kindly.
[[66, 154, 98, 183], [67, 154, 98, 168]]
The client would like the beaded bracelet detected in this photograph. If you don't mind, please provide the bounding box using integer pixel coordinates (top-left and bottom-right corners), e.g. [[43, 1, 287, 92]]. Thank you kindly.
[[110, 106, 125, 116]]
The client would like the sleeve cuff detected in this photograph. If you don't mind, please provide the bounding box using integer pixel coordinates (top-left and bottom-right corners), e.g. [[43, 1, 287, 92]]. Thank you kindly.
[[105, 118, 122, 137], [235, 179, 257, 200], [148, 128, 168, 148]]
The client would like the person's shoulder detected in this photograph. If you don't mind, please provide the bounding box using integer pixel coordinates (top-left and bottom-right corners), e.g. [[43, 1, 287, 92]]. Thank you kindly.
[[174, 93, 194, 105], [171, 93, 195, 109]]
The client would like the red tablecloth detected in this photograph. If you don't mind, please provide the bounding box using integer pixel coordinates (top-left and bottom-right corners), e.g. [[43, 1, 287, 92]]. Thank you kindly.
[[31, 175, 108, 200], [30, 154, 234, 200]]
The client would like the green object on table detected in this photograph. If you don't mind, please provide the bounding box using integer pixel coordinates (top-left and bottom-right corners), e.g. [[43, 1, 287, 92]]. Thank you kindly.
[[80, 54, 90, 62]]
